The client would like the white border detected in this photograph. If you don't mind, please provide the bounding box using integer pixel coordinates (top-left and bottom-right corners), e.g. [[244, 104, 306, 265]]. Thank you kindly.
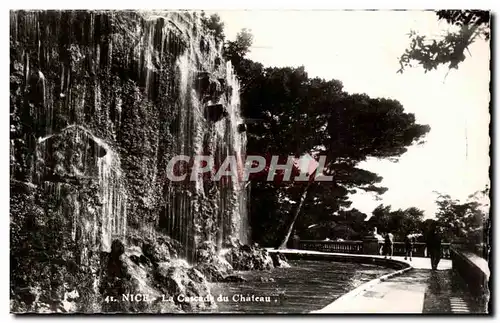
[[2, 1, 497, 322]]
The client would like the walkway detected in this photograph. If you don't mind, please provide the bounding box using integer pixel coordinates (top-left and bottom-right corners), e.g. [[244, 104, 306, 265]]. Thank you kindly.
[[314, 256, 487, 314], [269, 249, 488, 314]]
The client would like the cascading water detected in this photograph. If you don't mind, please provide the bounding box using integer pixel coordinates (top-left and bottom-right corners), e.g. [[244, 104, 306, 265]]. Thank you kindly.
[[10, 10, 249, 268], [35, 125, 127, 255], [159, 12, 249, 260]]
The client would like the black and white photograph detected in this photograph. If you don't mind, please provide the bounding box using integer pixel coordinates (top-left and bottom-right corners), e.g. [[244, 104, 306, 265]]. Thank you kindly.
[[9, 7, 491, 314]]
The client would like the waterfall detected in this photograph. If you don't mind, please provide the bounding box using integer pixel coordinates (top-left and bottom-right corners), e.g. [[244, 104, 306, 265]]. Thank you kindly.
[[11, 10, 250, 266], [35, 125, 127, 255], [97, 138, 127, 252], [154, 12, 249, 260]]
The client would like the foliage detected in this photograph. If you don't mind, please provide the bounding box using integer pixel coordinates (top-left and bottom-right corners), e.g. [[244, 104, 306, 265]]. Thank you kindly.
[[223, 28, 254, 66], [10, 180, 101, 313], [398, 10, 490, 73], [434, 186, 489, 243], [436, 10, 490, 39], [220, 26, 430, 245], [200, 12, 225, 45], [366, 205, 425, 241], [300, 208, 368, 241], [9, 11, 219, 312], [363, 186, 490, 245]]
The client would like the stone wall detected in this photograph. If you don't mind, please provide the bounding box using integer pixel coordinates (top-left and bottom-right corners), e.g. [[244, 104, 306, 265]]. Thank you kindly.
[[10, 10, 248, 313]]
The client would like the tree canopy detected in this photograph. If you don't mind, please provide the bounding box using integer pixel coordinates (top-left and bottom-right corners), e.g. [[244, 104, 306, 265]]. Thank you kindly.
[[398, 10, 490, 73], [202, 12, 431, 246], [367, 205, 425, 241], [434, 186, 490, 244], [200, 12, 225, 45]]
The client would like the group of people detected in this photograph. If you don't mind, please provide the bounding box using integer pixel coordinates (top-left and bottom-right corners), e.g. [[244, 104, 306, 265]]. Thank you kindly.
[[380, 231, 394, 259], [376, 223, 443, 270]]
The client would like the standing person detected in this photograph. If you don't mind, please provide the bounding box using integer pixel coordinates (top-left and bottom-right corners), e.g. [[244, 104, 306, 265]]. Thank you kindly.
[[378, 231, 385, 255], [388, 232, 394, 258], [426, 224, 442, 270], [404, 234, 414, 261], [383, 232, 394, 259]]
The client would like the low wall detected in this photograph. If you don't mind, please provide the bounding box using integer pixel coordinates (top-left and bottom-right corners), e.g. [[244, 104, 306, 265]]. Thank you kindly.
[[268, 249, 409, 271], [450, 247, 490, 300]]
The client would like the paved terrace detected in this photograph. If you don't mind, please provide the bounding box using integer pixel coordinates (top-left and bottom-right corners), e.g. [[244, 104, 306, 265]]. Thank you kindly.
[[269, 249, 489, 314]]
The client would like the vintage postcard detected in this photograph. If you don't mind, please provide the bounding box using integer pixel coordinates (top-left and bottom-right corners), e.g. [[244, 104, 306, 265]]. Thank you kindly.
[[9, 9, 491, 314]]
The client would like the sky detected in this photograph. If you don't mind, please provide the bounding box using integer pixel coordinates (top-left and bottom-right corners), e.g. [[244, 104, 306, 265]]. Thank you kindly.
[[214, 10, 491, 218]]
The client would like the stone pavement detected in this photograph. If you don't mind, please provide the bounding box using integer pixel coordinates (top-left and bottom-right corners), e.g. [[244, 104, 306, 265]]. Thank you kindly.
[[315, 256, 488, 314], [390, 255, 452, 269]]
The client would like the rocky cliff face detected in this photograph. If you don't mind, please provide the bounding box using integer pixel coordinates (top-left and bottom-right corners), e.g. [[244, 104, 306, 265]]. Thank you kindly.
[[10, 10, 250, 313]]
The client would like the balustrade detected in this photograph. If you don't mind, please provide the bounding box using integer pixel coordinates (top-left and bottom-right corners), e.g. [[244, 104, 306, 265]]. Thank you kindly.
[[297, 239, 452, 258]]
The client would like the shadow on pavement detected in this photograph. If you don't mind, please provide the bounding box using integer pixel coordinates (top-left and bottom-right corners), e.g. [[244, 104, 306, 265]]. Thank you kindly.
[[422, 269, 488, 313]]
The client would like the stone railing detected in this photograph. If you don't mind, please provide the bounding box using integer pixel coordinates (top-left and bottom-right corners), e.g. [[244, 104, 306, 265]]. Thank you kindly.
[[450, 247, 490, 303], [297, 239, 451, 259], [385, 242, 451, 259], [299, 240, 363, 254], [451, 242, 488, 260]]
